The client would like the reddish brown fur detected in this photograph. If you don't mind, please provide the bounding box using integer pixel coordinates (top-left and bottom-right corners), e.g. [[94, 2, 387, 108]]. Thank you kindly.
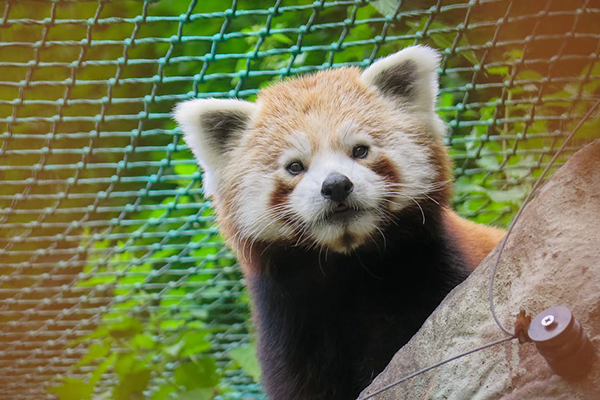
[[251, 68, 416, 159], [444, 208, 506, 270], [269, 179, 293, 208], [369, 155, 401, 184], [413, 132, 453, 204], [212, 66, 504, 274]]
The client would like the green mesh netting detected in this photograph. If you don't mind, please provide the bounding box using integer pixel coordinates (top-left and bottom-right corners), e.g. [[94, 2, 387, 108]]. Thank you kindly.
[[1, 0, 599, 399]]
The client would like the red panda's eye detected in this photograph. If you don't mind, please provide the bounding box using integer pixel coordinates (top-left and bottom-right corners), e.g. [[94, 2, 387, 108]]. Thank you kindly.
[[286, 161, 305, 175], [352, 145, 369, 159]]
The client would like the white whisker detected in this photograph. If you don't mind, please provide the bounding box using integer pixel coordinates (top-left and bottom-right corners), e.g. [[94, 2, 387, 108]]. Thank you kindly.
[[374, 226, 387, 253], [317, 245, 326, 276], [409, 196, 426, 225]]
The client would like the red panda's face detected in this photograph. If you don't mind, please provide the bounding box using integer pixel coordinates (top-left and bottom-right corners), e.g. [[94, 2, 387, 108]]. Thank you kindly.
[[175, 46, 450, 255]]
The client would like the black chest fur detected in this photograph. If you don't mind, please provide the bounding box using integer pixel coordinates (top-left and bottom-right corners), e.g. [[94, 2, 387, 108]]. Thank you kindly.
[[246, 207, 469, 400]]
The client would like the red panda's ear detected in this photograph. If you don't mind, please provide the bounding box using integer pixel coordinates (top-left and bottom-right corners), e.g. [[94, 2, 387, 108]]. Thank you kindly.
[[173, 98, 256, 197], [360, 45, 440, 114]]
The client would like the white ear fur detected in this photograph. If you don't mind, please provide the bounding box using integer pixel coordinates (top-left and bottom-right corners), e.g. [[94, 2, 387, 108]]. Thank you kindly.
[[173, 98, 256, 197], [360, 45, 440, 113]]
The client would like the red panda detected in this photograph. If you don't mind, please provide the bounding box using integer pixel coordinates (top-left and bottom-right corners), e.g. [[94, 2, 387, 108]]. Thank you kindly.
[[175, 46, 505, 400]]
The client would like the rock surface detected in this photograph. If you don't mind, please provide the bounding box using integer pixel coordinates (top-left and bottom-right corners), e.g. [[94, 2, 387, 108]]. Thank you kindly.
[[359, 140, 600, 400]]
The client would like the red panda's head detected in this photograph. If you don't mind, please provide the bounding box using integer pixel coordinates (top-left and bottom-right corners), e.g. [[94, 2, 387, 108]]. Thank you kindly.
[[175, 46, 451, 255]]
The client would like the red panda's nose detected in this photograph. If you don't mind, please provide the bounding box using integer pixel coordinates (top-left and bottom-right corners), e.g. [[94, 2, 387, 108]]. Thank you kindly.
[[321, 173, 354, 202]]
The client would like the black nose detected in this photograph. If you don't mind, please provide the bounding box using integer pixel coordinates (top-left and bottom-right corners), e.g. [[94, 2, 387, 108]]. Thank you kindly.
[[321, 173, 354, 202]]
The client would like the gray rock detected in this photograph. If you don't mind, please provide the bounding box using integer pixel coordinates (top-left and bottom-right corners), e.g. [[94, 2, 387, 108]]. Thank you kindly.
[[359, 139, 600, 400]]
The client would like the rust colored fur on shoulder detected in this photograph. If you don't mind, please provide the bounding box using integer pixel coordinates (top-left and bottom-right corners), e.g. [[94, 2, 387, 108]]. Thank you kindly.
[[443, 208, 506, 270]]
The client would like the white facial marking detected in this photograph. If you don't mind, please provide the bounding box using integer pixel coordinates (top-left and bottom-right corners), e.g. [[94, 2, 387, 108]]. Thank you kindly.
[[226, 116, 442, 254], [278, 131, 312, 175], [290, 150, 385, 251]]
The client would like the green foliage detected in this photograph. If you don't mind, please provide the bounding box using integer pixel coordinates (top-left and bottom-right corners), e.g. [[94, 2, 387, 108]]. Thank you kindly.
[[47, 378, 94, 400], [47, 311, 248, 400], [228, 344, 262, 382]]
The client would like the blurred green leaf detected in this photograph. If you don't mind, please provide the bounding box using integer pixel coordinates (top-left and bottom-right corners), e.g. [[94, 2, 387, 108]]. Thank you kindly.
[[487, 66, 509, 76], [132, 333, 156, 350], [90, 354, 117, 387], [228, 344, 261, 382], [174, 358, 219, 390], [173, 389, 214, 400], [47, 378, 93, 400], [113, 368, 152, 400], [476, 155, 500, 170], [164, 340, 185, 358], [180, 331, 212, 357], [76, 342, 110, 368], [109, 317, 144, 339], [114, 353, 136, 379], [151, 385, 177, 400], [174, 163, 198, 176], [485, 187, 527, 205]]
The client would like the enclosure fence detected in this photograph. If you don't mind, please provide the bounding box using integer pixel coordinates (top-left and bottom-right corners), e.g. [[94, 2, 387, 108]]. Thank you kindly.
[[1, 0, 599, 399]]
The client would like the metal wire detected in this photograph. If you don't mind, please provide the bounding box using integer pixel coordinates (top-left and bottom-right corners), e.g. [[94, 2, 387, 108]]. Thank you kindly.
[[356, 336, 516, 400], [489, 97, 600, 336]]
